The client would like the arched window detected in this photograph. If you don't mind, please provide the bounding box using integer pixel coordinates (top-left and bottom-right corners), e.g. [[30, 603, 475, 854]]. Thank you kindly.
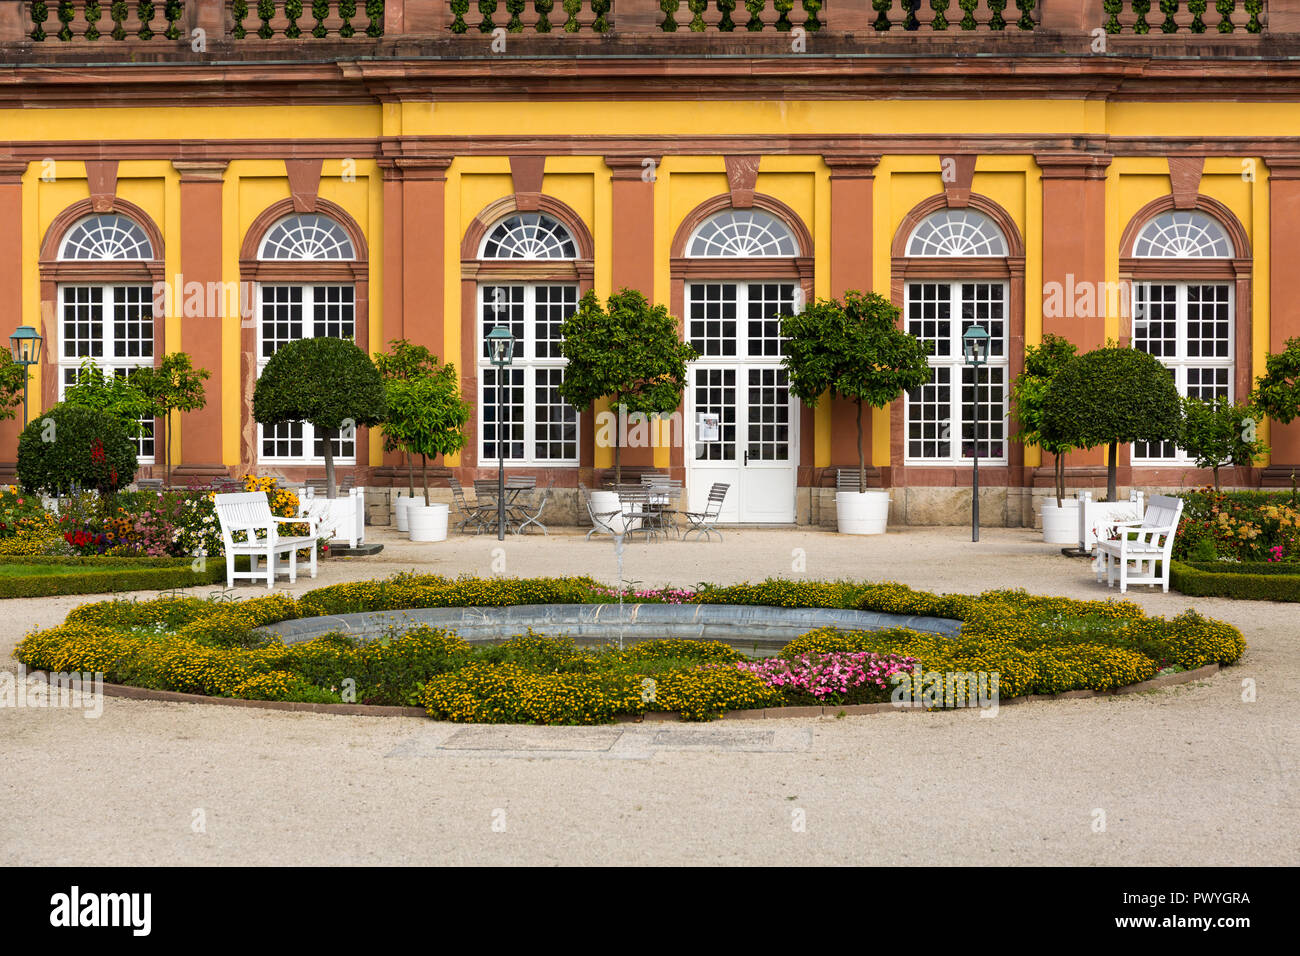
[[1129, 210, 1236, 462], [480, 213, 577, 260], [1133, 211, 1233, 259], [900, 208, 1012, 465], [53, 212, 159, 461], [906, 209, 1008, 258], [673, 202, 811, 523], [59, 213, 155, 260], [257, 214, 356, 260], [474, 211, 581, 465], [252, 212, 359, 464], [686, 210, 799, 258]]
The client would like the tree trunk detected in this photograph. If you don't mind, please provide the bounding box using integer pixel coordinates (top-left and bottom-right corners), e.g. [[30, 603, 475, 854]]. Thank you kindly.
[[407, 452, 415, 499], [1054, 451, 1065, 508], [162, 415, 170, 487], [614, 400, 622, 485], [1213, 464, 1221, 492], [322, 427, 338, 499], [421, 454, 430, 506], [1106, 440, 1118, 503], [856, 399, 866, 494]]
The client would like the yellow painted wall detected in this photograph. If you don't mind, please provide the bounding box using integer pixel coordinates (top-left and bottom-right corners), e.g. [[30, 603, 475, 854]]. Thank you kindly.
[[6, 96, 1282, 473]]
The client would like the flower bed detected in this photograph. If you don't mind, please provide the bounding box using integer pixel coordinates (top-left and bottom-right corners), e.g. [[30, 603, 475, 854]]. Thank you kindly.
[[1174, 489, 1300, 564], [0, 477, 319, 560], [13, 575, 1246, 723]]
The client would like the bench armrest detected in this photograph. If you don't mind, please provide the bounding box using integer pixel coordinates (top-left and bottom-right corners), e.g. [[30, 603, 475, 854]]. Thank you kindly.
[[275, 513, 320, 533], [225, 522, 273, 536]]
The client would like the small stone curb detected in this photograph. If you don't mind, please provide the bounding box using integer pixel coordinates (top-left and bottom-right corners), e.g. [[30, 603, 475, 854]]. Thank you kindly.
[[92, 681, 425, 717], [59, 662, 1219, 722]]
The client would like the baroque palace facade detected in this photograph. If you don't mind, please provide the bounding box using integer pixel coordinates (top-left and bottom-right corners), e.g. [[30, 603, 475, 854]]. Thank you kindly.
[[2, 0, 1299, 525]]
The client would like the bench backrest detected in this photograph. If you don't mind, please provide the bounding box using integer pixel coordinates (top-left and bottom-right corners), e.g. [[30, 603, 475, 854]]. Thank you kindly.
[[214, 492, 273, 546], [1143, 494, 1184, 532]]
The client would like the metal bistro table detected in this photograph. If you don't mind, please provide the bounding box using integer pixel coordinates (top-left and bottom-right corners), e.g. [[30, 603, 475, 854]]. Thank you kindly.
[[473, 476, 537, 535], [641, 478, 683, 539]]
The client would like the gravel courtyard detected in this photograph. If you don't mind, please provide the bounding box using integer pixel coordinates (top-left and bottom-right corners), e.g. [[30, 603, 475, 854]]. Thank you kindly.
[[1, 526, 1294, 866]]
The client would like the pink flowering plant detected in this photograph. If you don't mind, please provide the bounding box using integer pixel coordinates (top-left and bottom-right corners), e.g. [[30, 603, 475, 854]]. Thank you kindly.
[[588, 585, 698, 604], [737, 650, 918, 706]]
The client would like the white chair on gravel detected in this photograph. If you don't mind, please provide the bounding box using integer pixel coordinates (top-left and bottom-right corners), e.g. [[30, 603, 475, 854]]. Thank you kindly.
[[1093, 493, 1184, 594], [215, 491, 322, 589]]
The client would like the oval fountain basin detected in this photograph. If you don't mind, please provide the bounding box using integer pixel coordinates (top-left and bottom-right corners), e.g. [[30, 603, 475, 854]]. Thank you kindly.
[[266, 604, 961, 657]]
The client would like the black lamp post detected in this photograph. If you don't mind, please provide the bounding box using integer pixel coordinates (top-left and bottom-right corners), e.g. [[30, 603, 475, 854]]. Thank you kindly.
[[486, 324, 516, 542], [8, 326, 43, 426], [962, 324, 990, 543]]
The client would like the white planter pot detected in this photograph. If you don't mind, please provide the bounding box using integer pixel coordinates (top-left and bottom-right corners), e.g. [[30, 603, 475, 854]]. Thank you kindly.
[[1040, 499, 1080, 544], [1077, 491, 1145, 552], [394, 494, 414, 532], [836, 490, 891, 535], [590, 490, 640, 534], [408, 503, 449, 543]]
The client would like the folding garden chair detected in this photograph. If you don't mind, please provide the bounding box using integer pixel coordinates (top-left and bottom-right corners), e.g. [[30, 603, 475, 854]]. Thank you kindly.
[[683, 482, 729, 542], [448, 475, 490, 534], [516, 478, 555, 535], [580, 482, 625, 540]]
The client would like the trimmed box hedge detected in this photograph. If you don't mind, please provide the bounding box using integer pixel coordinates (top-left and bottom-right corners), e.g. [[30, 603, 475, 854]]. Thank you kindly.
[[1170, 560, 1300, 603], [0, 555, 227, 599], [12, 575, 1248, 723]]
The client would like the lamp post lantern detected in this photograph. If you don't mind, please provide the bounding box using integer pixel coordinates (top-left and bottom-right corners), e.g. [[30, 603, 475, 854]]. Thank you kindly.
[[962, 324, 990, 544], [486, 324, 517, 542], [8, 326, 43, 427]]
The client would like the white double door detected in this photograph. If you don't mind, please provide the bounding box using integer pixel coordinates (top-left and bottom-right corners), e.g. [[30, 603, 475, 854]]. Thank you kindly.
[[684, 281, 798, 523]]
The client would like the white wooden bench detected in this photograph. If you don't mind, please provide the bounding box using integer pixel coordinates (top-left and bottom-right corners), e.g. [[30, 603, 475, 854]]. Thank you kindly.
[[215, 491, 321, 589], [1094, 494, 1184, 594]]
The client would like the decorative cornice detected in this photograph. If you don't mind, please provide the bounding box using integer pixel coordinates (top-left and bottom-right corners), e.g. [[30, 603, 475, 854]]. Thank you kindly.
[[823, 153, 881, 178], [1035, 153, 1114, 179], [605, 154, 662, 181], [171, 160, 229, 183]]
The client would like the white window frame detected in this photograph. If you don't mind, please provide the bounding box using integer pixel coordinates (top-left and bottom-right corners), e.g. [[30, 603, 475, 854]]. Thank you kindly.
[[56, 283, 156, 463], [477, 282, 580, 466], [1131, 280, 1235, 465], [254, 282, 358, 466], [903, 280, 1010, 466]]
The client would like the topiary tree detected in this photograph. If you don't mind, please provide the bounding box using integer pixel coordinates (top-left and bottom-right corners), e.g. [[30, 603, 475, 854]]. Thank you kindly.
[[1009, 334, 1078, 507], [16, 403, 138, 496], [1179, 395, 1268, 490], [375, 339, 443, 501], [253, 337, 387, 499], [780, 290, 931, 494], [385, 362, 472, 506], [133, 352, 210, 486], [1042, 345, 1183, 503], [558, 288, 697, 484]]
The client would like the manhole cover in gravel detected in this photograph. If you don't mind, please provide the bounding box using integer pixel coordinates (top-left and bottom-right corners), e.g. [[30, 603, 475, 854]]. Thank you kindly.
[[439, 726, 622, 752], [646, 728, 797, 752]]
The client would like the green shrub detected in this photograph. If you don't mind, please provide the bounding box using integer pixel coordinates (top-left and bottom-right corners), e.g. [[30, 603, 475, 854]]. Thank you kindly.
[[16, 403, 138, 496], [0, 555, 225, 599], [1171, 561, 1300, 603]]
